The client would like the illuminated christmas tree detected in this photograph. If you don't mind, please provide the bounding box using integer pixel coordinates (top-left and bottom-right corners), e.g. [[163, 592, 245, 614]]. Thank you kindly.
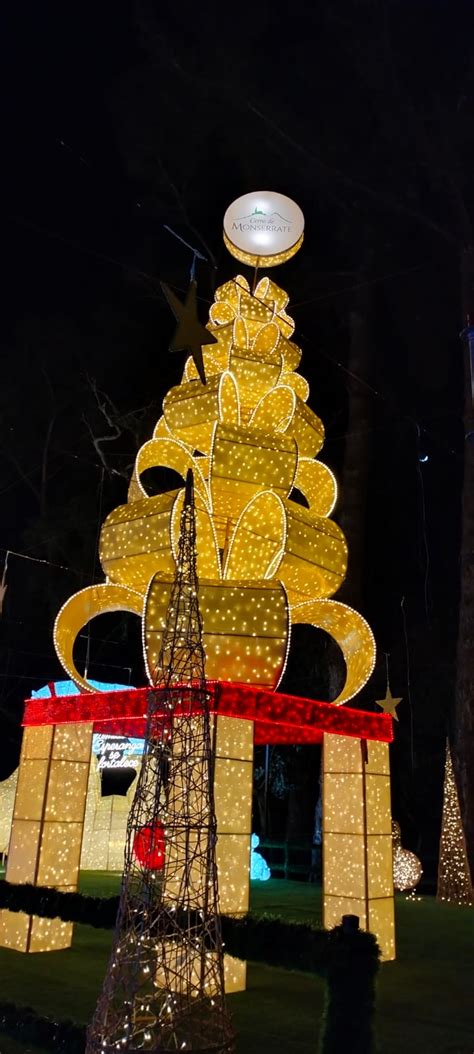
[[54, 269, 377, 939], [437, 740, 473, 906], [52, 192, 395, 962]]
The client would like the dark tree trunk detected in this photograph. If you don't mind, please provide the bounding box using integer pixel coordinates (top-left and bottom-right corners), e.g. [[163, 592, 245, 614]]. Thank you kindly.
[[452, 245, 474, 879], [339, 268, 375, 609]]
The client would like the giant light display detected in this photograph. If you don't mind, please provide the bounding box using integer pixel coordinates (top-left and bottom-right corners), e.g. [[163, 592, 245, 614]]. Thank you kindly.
[[0, 192, 395, 972]]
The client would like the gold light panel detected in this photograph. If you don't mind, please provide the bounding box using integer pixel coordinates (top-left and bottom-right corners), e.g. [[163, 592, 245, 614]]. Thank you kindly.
[[281, 370, 309, 401], [210, 422, 298, 529], [285, 396, 325, 458], [0, 724, 92, 952], [250, 385, 296, 434], [145, 576, 289, 688], [0, 771, 17, 856], [278, 500, 347, 602], [323, 734, 395, 961], [295, 458, 337, 517], [163, 371, 240, 455], [229, 323, 283, 413], [100, 492, 177, 591], [224, 491, 286, 581]]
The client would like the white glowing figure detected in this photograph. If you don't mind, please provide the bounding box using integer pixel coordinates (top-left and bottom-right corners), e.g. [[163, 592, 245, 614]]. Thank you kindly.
[[250, 834, 271, 881]]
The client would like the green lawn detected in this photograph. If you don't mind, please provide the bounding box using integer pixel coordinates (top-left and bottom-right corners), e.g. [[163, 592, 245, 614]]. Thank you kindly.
[[0, 875, 472, 1053], [0, 1041, 50, 1054]]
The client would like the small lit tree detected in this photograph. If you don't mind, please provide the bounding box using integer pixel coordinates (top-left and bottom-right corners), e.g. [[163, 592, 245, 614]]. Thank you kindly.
[[437, 740, 473, 906]]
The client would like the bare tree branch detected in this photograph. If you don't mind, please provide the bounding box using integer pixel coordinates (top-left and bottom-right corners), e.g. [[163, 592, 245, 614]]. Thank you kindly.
[[82, 376, 154, 478], [40, 415, 57, 518], [154, 153, 217, 267], [6, 452, 41, 502], [82, 413, 125, 477]]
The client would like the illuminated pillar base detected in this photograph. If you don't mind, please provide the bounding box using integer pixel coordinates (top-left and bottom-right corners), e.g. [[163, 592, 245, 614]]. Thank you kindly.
[[214, 715, 252, 992], [322, 733, 395, 961], [0, 723, 92, 953]]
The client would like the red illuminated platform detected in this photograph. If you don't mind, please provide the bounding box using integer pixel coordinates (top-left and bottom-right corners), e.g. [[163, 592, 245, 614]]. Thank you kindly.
[[23, 682, 393, 745]]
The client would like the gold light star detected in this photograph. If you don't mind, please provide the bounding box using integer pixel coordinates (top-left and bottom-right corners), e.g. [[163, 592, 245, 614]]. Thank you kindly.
[[160, 279, 217, 385], [375, 686, 402, 721]]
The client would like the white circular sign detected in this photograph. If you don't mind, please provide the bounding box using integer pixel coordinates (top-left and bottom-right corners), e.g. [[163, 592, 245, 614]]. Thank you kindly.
[[223, 191, 304, 267]]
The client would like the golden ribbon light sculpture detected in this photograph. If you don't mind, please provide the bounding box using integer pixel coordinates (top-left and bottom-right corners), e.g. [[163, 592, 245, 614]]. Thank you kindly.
[[54, 259, 376, 705], [0, 192, 395, 969]]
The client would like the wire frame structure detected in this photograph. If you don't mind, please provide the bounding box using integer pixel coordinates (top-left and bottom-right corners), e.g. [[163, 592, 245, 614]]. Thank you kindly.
[[86, 470, 235, 1053]]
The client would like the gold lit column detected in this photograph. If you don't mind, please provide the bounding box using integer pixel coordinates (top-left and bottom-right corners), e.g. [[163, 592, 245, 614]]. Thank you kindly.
[[214, 716, 253, 993], [322, 733, 395, 961], [0, 722, 93, 952]]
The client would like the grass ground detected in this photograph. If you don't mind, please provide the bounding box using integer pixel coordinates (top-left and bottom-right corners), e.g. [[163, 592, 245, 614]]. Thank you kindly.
[[0, 875, 472, 1053]]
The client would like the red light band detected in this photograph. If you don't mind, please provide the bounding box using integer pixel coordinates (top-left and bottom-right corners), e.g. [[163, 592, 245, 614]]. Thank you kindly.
[[23, 682, 393, 744]]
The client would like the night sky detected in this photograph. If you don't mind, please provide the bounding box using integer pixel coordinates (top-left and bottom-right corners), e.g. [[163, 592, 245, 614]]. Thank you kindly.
[[2, 1, 473, 880]]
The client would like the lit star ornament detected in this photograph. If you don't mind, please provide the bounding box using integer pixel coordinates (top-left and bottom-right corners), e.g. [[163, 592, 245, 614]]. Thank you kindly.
[[160, 279, 217, 385], [375, 686, 402, 721]]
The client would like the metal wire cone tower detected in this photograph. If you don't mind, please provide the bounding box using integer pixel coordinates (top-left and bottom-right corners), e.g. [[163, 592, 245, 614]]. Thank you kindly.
[[86, 470, 235, 1053]]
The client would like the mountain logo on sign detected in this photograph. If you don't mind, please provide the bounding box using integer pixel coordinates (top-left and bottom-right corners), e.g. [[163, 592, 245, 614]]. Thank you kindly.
[[232, 206, 292, 233], [236, 206, 291, 223]]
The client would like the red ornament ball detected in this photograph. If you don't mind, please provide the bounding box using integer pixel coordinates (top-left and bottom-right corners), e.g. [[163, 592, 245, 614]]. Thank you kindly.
[[133, 822, 166, 871]]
